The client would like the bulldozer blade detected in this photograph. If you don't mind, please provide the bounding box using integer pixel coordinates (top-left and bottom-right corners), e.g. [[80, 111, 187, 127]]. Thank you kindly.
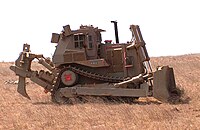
[[153, 66, 177, 102], [17, 76, 31, 100]]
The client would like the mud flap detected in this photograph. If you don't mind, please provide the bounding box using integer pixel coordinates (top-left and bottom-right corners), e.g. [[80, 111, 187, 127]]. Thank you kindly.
[[153, 66, 177, 102]]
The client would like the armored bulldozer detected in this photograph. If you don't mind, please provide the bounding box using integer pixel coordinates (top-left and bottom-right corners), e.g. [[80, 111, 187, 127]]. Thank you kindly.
[[10, 21, 177, 103]]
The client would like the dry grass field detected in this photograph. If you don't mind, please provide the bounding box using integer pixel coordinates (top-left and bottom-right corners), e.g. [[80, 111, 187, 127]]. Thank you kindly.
[[0, 54, 200, 130]]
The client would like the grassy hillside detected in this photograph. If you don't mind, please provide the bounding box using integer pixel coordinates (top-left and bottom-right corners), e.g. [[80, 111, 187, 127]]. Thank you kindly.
[[0, 54, 200, 130]]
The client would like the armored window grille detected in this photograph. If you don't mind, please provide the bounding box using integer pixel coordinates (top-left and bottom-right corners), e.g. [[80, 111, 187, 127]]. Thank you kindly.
[[74, 34, 84, 48], [88, 35, 93, 49]]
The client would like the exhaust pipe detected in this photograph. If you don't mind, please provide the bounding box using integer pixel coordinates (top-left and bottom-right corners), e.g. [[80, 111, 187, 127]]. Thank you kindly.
[[111, 21, 119, 43]]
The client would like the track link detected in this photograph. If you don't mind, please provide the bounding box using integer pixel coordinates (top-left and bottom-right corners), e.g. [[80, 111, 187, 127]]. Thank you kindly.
[[68, 66, 124, 82]]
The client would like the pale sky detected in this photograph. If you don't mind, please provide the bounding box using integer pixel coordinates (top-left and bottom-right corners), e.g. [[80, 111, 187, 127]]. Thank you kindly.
[[0, 0, 199, 61]]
